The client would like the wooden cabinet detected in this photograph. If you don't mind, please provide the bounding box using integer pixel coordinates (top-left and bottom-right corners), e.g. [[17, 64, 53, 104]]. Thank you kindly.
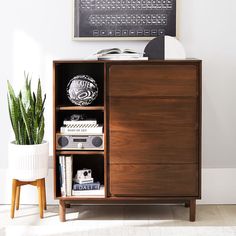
[[53, 60, 201, 222]]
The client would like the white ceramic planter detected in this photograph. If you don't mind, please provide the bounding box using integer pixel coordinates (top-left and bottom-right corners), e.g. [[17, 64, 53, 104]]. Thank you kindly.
[[8, 141, 49, 181]]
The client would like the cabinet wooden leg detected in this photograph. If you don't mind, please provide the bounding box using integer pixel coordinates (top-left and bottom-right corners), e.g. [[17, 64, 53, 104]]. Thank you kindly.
[[59, 200, 66, 222], [42, 178, 47, 210], [189, 199, 196, 222], [37, 179, 43, 219], [185, 201, 190, 208], [15, 186, 21, 210], [11, 179, 17, 218]]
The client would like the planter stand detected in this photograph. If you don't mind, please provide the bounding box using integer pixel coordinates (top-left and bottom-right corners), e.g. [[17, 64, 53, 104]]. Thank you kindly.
[[10, 178, 47, 219]]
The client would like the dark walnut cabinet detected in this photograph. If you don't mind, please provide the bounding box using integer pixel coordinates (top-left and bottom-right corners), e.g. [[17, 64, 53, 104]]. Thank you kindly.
[[53, 60, 202, 222]]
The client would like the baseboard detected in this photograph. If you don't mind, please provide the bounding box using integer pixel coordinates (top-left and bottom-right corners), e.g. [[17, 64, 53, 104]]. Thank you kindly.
[[0, 168, 236, 205], [199, 168, 236, 204]]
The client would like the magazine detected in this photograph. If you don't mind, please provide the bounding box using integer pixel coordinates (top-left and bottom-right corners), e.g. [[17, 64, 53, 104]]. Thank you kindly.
[[97, 48, 140, 55], [85, 48, 147, 60]]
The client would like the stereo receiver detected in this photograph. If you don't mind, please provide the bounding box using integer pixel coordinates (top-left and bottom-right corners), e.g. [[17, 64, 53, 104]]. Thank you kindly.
[[56, 134, 103, 150]]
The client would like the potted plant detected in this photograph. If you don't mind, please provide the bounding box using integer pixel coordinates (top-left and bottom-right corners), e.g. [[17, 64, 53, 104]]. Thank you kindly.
[[7, 73, 48, 181]]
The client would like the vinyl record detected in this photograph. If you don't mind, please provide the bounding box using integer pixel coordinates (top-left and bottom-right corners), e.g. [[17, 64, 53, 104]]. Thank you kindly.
[[67, 75, 98, 106]]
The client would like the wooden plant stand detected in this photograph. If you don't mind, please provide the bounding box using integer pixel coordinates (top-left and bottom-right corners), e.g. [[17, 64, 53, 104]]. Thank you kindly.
[[10, 178, 47, 219]]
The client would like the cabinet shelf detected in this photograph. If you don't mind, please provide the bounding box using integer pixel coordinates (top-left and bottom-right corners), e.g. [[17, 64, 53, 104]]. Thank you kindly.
[[57, 106, 104, 111], [58, 196, 106, 200], [56, 151, 104, 155]]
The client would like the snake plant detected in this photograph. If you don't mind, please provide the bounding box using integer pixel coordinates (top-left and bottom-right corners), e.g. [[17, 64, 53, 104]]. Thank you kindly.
[[7, 73, 46, 145]]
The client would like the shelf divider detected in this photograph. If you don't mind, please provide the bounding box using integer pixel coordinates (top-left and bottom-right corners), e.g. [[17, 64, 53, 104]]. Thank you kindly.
[[56, 151, 104, 155], [57, 106, 104, 111]]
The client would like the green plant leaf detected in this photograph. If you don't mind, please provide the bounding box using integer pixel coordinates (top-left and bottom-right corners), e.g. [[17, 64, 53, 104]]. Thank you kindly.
[[7, 80, 17, 100], [19, 98, 33, 144], [17, 121, 23, 145], [33, 118, 38, 144], [7, 81, 22, 144], [22, 73, 32, 111], [7, 94, 20, 144], [38, 117, 45, 144], [36, 79, 42, 112]]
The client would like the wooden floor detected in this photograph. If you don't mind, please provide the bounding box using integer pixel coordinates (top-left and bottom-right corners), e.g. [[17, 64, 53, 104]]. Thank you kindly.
[[1, 204, 236, 235]]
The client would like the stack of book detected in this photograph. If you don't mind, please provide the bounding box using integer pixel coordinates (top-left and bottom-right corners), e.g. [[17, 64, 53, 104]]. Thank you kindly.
[[72, 181, 104, 197], [60, 119, 103, 134], [72, 171, 104, 197]]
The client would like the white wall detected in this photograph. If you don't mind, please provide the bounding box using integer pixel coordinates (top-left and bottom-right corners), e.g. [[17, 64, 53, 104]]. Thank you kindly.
[[178, 0, 236, 167], [0, 0, 147, 169], [0, 0, 236, 203]]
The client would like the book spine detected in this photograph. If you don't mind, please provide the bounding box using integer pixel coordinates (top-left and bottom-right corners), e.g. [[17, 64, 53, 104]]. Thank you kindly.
[[66, 124, 99, 128], [73, 182, 100, 191], [65, 156, 73, 196], [63, 120, 97, 125], [59, 156, 66, 196], [59, 156, 63, 195], [63, 156, 67, 197], [71, 187, 105, 196], [58, 161, 62, 189], [60, 127, 103, 134]]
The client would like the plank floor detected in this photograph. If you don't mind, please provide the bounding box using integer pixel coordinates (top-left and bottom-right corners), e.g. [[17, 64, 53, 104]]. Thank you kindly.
[[1, 205, 236, 235]]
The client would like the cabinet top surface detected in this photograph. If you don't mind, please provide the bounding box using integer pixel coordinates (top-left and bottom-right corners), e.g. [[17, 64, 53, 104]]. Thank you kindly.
[[53, 59, 201, 64]]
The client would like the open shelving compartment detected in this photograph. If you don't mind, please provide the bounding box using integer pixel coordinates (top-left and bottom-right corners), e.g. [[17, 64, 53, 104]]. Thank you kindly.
[[53, 61, 107, 202], [54, 61, 105, 108], [55, 153, 105, 199]]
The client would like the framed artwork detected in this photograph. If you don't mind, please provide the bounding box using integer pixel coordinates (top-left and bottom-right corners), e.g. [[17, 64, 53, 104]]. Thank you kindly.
[[73, 0, 176, 40]]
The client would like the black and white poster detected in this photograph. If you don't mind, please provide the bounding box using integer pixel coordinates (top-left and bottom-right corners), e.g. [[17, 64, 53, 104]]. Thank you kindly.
[[73, 0, 176, 39]]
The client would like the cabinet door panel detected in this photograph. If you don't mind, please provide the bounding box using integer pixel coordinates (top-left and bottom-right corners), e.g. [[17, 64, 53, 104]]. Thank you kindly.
[[109, 164, 199, 197], [109, 64, 198, 97], [110, 129, 197, 164], [110, 98, 197, 131]]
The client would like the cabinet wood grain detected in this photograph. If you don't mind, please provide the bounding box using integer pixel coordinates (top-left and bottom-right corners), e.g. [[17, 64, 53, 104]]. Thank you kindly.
[[109, 164, 199, 197], [109, 129, 197, 164], [109, 98, 197, 131], [109, 64, 198, 97]]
